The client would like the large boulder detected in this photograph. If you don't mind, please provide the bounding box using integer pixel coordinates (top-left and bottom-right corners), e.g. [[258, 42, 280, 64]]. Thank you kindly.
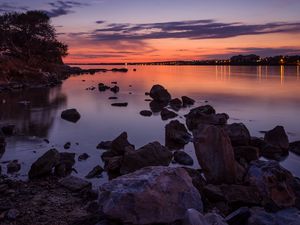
[[186, 106, 228, 131], [61, 108, 81, 123], [165, 120, 191, 149], [183, 209, 228, 225], [264, 126, 289, 153], [120, 142, 172, 174], [225, 123, 251, 146], [245, 160, 296, 208], [193, 124, 237, 184], [98, 166, 203, 225], [28, 149, 60, 179], [149, 84, 171, 103]]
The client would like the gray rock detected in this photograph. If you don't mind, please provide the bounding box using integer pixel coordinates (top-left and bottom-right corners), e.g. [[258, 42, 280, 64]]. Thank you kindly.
[[165, 120, 191, 149], [61, 108, 81, 123], [98, 166, 203, 225], [59, 176, 92, 192], [174, 151, 194, 166], [149, 84, 172, 103]]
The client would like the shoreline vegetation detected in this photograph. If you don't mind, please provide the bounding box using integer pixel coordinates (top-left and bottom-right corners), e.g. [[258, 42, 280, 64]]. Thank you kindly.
[[1, 10, 300, 225]]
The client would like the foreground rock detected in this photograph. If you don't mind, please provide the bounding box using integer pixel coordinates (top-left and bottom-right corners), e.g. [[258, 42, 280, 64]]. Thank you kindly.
[[174, 151, 194, 165], [29, 149, 60, 179], [165, 120, 191, 149], [149, 84, 172, 103], [183, 209, 227, 225], [120, 142, 173, 174], [98, 166, 203, 225], [245, 160, 295, 208], [61, 108, 81, 123], [193, 124, 236, 184]]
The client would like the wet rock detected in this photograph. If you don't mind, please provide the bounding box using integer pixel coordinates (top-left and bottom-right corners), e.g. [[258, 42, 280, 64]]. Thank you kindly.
[[248, 207, 300, 225], [111, 102, 128, 107], [183, 209, 228, 225], [174, 151, 194, 165], [289, 141, 300, 155], [165, 120, 191, 149], [98, 166, 203, 225], [85, 165, 104, 179], [110, 85, 119, 93], [150, 100, 168, 112], [264, 126, 289, 152], [245, 160, 295, 208], [186, 106, 228, 131], [97, 141, 112, 150], [161, 108, 178, 120], [140, 110, 152, 117], [7, 160, 21, 173], [29, 149, 60, 179], [110, 132, 135, 156], [233, 146, 259, 164], [61, 108, 81, 123], [6, 208, 20, 220], [120, 142, 173, 174], [1, 124, 15, 136], [169, 98, 182, 111], [55, 152, 75, 177], [224, 207, 250, 225], [193, 124, 236, 184], [64, 142, 71, 149], [182, 96, 195, 107], [98, 83, 110, 92], [59, 175, 92, 192], [78, 153, 90, 161], [149, 84, 172, 103], [225, 123, 251, 146]]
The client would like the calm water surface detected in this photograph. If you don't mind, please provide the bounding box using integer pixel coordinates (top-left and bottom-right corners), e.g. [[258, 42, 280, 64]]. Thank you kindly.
[[1, 65, 300, 184]]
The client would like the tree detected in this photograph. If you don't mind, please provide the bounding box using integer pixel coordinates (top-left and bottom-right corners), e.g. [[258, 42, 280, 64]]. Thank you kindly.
[[0, 11, 68, 65]]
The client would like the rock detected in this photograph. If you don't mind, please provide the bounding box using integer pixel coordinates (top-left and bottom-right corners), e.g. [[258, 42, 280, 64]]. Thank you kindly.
[[110, 132, 134, 156], [97, 141, 112, 150], [289, 141, 300, 155], [140, 110, 152, 117], [174, 151, 194, 165], [120, 142, 173, 174], [224, 207, 250, 225], [182, 96, 195, 107], [55, 152, 75, 177], [111, 102, 128, 107], [193, 124, 236, 184], [165, 120, 191, 149], [110, 85, 119, 93], [111, 68, 128, 72], [170, 98, 182, 111], [245, 160, 296, 208], [251, 137, 286, 160], [61, 109, 81, 123], [85, 165, 104, 179], [161, 108, 178, 120], [225, 123, 251, 146], [104, 156, 123, 176], [183, 209, 227, 225], [149, 84, 172, 103], [264, 126, 289, 152], [183, 167, 207, 193], [98, 83, 110, 92], [1, 124, 15, 136], [78, 153, 90, 161], [150, 100, 168, 112], [247, 207, 300, 225], [64, 142, 71, 149], [233, 146, 259, 163], [29, 149, 60, 179], [98, 166, 203, 224], [186, 106, 228, 131], [7, 160, 21, 173], [6, 208, 20, 220], [108, 96, 118, 100], [59, 176, 92, 192]]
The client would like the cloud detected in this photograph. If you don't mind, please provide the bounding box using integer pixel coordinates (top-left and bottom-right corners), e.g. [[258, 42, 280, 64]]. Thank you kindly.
[[44, 1, 88, 18], [88, 19, 300, 41], [0, 2, 28, 13]]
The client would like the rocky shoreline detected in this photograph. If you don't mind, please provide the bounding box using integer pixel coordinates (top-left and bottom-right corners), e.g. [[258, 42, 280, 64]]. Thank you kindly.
[[1, 83, 300, 225]]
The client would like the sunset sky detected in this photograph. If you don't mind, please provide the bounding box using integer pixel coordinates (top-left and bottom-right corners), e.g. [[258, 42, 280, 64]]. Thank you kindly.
[[1, 0, 300, 63]]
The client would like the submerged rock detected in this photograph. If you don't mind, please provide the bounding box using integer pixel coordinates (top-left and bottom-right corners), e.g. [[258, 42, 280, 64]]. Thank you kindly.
[[174, 151, 194, 165], [139, 110, 152, 117], [149, 84, 172, 103], [61, 109, 81, 123], [193, 124, 236, 184], [98, 166, 203, 225], [161, 108, 178, 120], [182, 96, 195, 107], [28, 149, 60, 179], [165, 120, 191, 149], [120, 141, 172, 174]]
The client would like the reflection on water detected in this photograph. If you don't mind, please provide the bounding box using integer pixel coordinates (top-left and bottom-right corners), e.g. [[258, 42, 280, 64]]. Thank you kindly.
[[1, 65, 300, 183]]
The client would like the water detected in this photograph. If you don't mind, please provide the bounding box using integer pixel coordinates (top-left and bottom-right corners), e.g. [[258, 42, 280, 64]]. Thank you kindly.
[[1, 65, 300, 185]]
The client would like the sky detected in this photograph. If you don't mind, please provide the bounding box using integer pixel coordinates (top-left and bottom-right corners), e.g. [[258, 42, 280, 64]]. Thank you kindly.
[[1, 0, 300, 63]]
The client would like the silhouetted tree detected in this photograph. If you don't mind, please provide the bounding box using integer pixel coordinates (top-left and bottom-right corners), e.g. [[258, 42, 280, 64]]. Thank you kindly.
[[0, 11, 68, 65]]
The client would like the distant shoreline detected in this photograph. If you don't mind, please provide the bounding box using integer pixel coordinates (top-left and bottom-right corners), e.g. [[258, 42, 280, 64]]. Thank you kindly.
[[66, 63, 300, 66]]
